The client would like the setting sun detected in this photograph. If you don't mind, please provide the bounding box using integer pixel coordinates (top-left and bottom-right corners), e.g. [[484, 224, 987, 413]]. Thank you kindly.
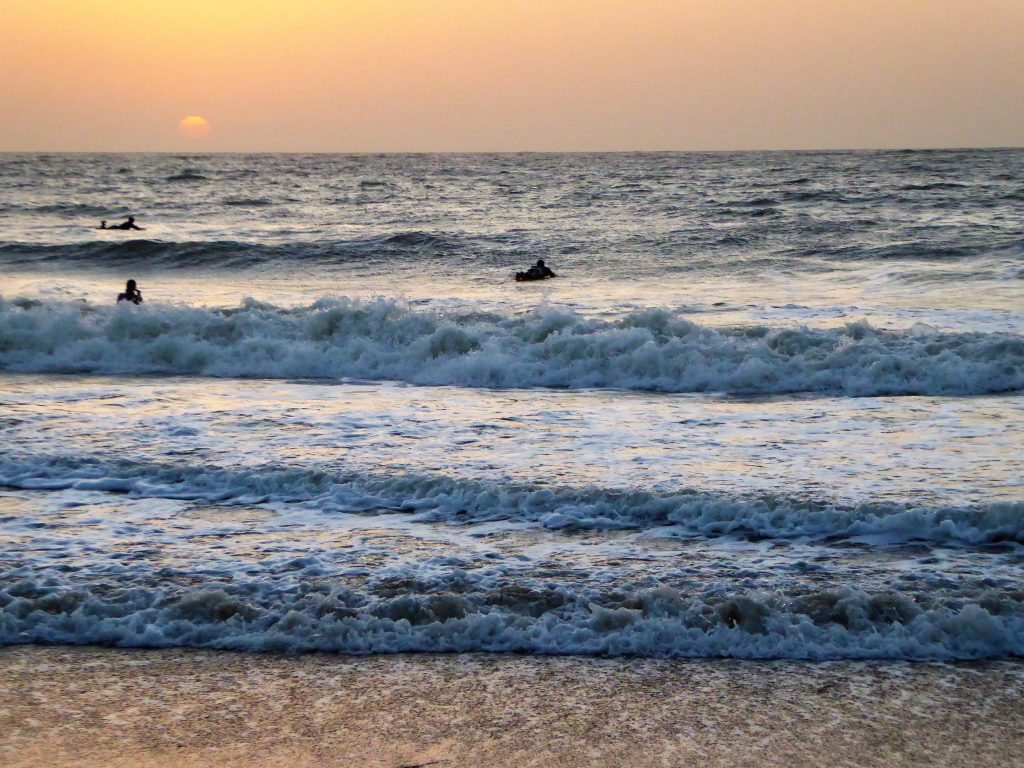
[[178, 115, 211, 140]]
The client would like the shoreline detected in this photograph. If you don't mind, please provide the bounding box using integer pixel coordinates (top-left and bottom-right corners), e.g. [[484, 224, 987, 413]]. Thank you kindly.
[[1, 646, 1022, 767]]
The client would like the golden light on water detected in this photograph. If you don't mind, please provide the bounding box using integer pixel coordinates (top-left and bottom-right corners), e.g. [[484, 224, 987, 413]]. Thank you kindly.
[[178, 115, 211, 140]]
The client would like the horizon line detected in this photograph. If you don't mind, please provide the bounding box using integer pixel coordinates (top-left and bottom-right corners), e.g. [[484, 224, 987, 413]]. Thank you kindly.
[[2, 144, 1023, 155]]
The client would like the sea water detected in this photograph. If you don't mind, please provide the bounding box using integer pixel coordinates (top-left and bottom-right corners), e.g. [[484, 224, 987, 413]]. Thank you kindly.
[[0, 150, 1022, 658]]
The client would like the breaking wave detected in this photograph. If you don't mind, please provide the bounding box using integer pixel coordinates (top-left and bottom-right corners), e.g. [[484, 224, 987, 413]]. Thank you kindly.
[[3, 576, 1021, 660], [1, 298, 1022, 396], [2, 456, 1021, 660], [2, 456, 1020, 545]]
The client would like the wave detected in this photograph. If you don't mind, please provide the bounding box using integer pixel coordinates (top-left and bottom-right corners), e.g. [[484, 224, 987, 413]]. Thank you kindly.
[[19, 202, 114, 216], [0, 240, 266, 269], [2, 456, 1020, 545], [221, 197, 275, 207], [716, 190, 855, 208], [2, 572, 1021, 659], [2, 456, 1021, 660], [817, 240, 1018, 262], [382, 231, 448, 247], [166, 170, 209, 182], [0, 232, 462, 268], [899, 182, 968, 191], [1, 298, 1022, 396]]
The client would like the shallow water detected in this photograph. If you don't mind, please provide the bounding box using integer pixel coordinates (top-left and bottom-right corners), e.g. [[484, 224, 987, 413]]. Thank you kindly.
[[0, 151, 1021, 658]]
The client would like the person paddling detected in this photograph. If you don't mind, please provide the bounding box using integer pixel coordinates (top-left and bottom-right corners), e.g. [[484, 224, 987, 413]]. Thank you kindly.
[[102, 216, 144, 231], [117, 279, 143, 305], [516, 259, 557, 281], [530, 259, 556, 278]]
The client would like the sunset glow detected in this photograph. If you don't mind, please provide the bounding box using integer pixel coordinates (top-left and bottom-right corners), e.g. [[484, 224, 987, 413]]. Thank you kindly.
[[178, 116, 211, 140], [2, 0, 1022, 151]]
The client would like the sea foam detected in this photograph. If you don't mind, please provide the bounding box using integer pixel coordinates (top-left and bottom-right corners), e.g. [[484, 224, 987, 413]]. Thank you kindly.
[[2, 572, 1021, 660], [2, 456, 1020, 545], [1, 297, 1021, 396]]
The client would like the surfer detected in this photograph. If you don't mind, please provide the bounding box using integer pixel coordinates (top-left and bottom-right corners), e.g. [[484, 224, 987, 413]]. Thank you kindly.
[[116, 279, 143, 305], [516, 259, 557, 281], [102, 216, 144, 231], [532, 259, 556, 278]]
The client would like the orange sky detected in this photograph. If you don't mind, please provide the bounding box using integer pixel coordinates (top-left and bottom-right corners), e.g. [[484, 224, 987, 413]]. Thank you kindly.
[[2, 0, 1022, 151]]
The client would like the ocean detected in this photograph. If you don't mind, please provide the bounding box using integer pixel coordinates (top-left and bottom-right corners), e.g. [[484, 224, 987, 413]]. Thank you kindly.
[[0, 150, 1022, 659]]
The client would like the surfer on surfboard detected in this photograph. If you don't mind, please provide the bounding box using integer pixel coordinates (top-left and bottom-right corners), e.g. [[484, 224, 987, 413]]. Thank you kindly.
[[99, 216, 144, 231], [516, 259, 557, 282]]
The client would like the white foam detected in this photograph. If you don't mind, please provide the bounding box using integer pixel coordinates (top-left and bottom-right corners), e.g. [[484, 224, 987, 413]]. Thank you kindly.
[[1, 457, 1019, 545], [1, 576, 1020, 660], [1, 297, 1021, 396]]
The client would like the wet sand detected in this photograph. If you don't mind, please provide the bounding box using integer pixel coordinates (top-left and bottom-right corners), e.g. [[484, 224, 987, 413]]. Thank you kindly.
[[1, 646, 1022, 767]]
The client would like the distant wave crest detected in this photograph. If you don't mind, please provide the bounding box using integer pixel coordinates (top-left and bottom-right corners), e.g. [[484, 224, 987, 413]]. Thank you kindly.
[[166, 169, 209, 182], [0, 232, 459, 267]]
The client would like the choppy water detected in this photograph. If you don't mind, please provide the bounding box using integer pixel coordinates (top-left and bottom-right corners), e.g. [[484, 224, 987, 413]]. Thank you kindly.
[[1, 151, 1022, 659]]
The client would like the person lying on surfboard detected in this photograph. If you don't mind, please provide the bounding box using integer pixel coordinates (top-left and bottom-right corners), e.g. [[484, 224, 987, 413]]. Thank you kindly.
[[516, 259, 556, 281], [100, 216, 144, 231]]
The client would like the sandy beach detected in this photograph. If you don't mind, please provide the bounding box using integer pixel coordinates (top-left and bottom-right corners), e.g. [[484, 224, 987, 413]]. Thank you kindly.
[[1, 646, 1021, 768]]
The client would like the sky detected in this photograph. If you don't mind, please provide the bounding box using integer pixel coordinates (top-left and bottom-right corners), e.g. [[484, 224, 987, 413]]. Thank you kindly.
[[2, 0, 1022, 152]]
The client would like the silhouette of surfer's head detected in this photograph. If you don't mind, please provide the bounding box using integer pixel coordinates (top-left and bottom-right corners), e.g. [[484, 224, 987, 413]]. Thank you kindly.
[[127, 216, 135, 224], [126, 279, 137, 292], [537, 259, 545, 267]]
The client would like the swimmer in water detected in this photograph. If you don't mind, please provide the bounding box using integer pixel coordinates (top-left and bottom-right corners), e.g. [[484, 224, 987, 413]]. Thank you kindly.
[[116, 279, 143, 305]]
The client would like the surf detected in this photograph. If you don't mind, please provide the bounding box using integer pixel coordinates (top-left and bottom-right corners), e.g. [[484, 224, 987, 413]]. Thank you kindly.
[[1, 297, 1022, 396]]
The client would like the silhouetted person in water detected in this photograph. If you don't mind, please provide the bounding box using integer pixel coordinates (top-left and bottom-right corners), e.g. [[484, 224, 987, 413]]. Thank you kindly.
[[102, 216, 144, 231], [517, 259, 556, 281], [531, 259, 556, 278], [117, 279, 143, 305]]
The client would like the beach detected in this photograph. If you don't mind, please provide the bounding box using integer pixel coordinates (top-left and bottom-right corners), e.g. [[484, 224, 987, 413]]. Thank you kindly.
[[1, 150, 1022, 765], [4, 1, 1024, 764], [3, 647, 1023, 768]]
